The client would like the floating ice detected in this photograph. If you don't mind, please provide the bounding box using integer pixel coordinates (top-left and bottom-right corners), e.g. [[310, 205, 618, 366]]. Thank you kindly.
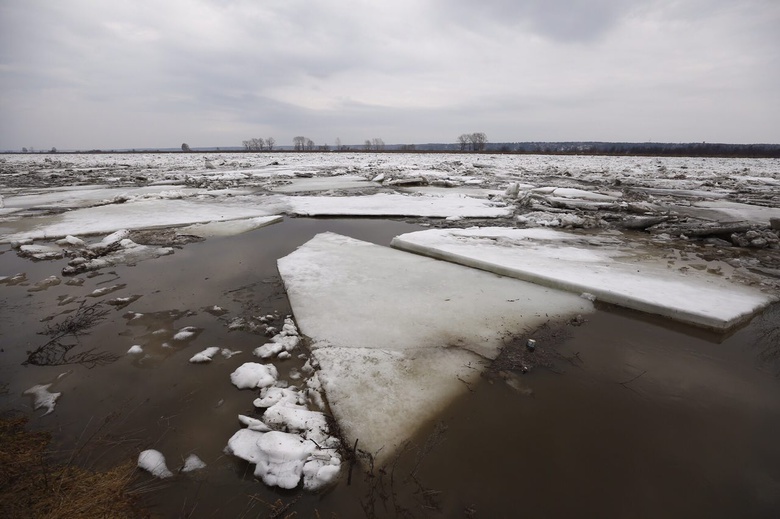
[[230, 362, 278, 389], [62, 239, 174, 275], [18, 244, 64, 260], [177, 215, 282, 238], [270, 175, 375, 193], [284, 193, 511, 218], [23, 384, 61, 415], [238, 414, 272, 432], [225, 427, 340, 490], [277, 233, 593, 463], [1, 199, 279, 243], [56, 235, 86, 247], [189, 346, 221, 363], [28, 275, 61, 292], [392, 227, 776, 331], [181, 454, 207, 473], [220, 348, 242, 358], [173, 326, 199, 341], [254, 317, 300, 359], [137, 449, 174, 478], [253, 387, 302, 408], [127, 345, 144, 354], [87, 284, 126, 298]]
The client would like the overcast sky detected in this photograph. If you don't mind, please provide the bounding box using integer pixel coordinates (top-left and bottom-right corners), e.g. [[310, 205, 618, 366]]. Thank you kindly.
[[1, 0, 778, 150]]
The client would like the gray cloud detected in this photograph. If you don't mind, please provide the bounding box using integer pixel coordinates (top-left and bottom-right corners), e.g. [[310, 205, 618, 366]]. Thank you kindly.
[[1, 0, 778, 149]]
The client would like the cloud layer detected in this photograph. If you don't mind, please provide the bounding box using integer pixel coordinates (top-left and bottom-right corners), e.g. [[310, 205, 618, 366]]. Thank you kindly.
[[1, 0, 778, 149]]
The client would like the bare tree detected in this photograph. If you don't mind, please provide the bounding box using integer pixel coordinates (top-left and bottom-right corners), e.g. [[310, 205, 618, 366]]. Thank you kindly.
[[371, 138, 385, 151], [457, 134, 470, 151], [293, 136, 306, 151], [305, 138, 315, 151], [181, 143, 191, 152], [265, 137, 275, 151], [335, 137, 342, 151], [470, 132, 487, 152], [22, 147, 28, 153], [363, 140, 372, 151]]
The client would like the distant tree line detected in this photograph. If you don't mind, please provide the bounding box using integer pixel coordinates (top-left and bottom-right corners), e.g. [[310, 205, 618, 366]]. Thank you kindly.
[[242, 137, 276, 151], [363, 138, 385, 151]]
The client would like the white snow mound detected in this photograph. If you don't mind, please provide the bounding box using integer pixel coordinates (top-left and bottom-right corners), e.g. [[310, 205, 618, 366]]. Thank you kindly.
[[138, 449, 174, 478]]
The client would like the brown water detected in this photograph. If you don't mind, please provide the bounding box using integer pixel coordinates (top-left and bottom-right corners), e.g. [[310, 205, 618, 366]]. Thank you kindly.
[[1, 218, 779, 518]]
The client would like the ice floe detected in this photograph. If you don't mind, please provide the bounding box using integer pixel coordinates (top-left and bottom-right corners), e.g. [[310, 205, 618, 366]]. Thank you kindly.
[[137, 449, 174, 478], [173, 326, 199, 341], [127, 345, 144, 355], [23, 383, 61, 415], [62, 238, 174, 275], [1, 199, 280, 243], [277, 233, 593, 463], [177, 215, 282, 238], [225, 410, 341, 491], [253, 317, 301, 359], [181, 454, 207, 473], [189, 346, 221, 363], [283, 193, 511, 218], [230, 362, 278, 389], [392, 227, 776, 331]]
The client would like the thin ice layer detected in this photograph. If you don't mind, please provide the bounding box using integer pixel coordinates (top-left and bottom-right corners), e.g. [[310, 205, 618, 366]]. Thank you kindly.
[[392, 227, 776, 331], [277, 233, 593, 463]]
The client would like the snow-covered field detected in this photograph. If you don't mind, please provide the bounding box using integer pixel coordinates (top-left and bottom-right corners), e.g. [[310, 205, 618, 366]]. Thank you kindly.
[[2, 152, 780, 514]]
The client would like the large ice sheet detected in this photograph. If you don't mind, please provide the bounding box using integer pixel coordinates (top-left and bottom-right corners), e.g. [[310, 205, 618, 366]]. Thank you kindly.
[[277, 233, 592, 463], [1, 199, 279, 242], [392, 227, 776, 331], [284, 193, 511, 218]]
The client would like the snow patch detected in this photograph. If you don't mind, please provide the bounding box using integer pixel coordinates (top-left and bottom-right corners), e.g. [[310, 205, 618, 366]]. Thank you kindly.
[[23, 384, 61, 416], [137, 449, 173, 478]]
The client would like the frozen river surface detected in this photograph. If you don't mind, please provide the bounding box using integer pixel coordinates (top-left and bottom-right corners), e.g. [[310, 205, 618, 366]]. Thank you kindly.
[[1, 152, 780, 517]]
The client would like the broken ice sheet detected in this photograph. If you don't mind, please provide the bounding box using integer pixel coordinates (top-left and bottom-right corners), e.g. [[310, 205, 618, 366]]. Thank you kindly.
[[0, 199, 280, 243], [277, 233, 593, 464], [391, 227, 777, 331], [283, 192, 512, 218]]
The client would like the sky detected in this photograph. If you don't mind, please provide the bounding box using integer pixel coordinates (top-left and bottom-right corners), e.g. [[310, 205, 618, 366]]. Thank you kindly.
[[1, 0, 778, 150]]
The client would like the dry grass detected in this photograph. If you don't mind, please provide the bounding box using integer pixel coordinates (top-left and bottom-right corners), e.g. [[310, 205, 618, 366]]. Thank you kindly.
[[0, 416, 145, 519]]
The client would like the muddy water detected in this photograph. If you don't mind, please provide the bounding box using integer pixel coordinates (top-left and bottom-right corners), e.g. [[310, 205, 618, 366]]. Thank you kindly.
[[2, 218, 780, 518]]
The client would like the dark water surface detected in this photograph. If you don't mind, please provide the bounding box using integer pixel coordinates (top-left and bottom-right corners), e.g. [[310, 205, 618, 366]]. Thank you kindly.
[[1, 217, 779, 518]]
